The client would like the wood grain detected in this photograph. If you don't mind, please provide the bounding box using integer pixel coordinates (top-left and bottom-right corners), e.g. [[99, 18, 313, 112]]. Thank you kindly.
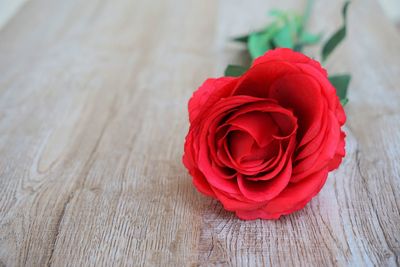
[[0, 0, 29, 30], [0, 0, 399, 266]]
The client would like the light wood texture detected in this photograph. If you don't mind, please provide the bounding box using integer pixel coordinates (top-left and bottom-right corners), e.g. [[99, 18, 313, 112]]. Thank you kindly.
[[0, 0, 29, 29], [0, 0, 399, 266], [378, 0, 400, 26]]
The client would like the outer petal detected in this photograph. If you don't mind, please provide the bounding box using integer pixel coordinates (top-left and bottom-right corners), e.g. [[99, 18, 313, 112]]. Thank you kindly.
[[233, 61, 300, 98], [292, 111, 340, 181], [211, 187, 267, 211], [191, 168, 216, 198], [334, 100, 346, 125], [237, 168, 329, 220], [268, 73, 324, 144], [188, 77, 238, 123], [252, 48, 328, 77], [183, 130, 216, 198], [328, 131, 346, 171], [262, 168, 329, 215], [188, 77, 236, 123]]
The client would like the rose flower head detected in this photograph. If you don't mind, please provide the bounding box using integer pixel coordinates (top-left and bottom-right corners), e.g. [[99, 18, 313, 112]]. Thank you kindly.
[[183, 48, 346, 220]]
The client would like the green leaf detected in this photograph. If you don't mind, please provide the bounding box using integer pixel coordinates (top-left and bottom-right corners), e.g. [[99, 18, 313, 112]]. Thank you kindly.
[[248, 32, 271, 59], [288, 14, 300, 34], [273, 24, 294, 48], [269, 9, 298, 47], [340, 98, 349, 106], [300, 31, 321, 45], [224, 65, 248, 77], [293, 14, 303, 33], [322, 1, 350, 62], [247, 23, 282, 59], [233, 34, 249, 43], [329, 74, 351, 102]]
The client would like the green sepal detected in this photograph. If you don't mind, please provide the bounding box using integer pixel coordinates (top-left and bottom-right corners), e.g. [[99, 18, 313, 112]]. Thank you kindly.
[[340, 98, 349, 106], [329, 74, 351, 104], [273, 24, 294, 48], [248, 32, 271, 59], [224, 65, 248, 77], [247, 33, 270, 58], [293, 14, 303, 34], [300, 31, 321, 45], [247, 23, 282, 59], [322, 1, 350, 62]]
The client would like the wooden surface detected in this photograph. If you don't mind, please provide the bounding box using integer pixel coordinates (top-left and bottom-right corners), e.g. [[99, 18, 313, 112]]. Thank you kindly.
[[378, 0, 400, 27], [0, 0, 29, 29], [0, 0, 399, 266]]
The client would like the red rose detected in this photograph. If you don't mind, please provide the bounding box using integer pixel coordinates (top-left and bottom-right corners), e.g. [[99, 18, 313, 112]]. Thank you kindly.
[[183, 48, 346, 220]]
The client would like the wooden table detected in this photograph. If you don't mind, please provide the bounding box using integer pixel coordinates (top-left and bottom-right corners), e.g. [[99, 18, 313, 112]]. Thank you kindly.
[[0, 0, 399, 266]]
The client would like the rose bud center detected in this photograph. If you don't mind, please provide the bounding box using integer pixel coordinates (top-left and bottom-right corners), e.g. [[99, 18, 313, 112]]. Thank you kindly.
[[215, 103, 297, 179]]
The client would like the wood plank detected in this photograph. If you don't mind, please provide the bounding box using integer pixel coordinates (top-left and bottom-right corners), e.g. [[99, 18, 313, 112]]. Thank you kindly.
[[0, 0, 399, 266], [0, 0, 29, 30], [378, 0, 400, 26]]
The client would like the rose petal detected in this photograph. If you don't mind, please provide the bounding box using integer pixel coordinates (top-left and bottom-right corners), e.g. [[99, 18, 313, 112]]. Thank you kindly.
[[244, 142, 284, 180], [237, 159, 292, 202], [292, 111, 340, 181], [247, 135, 296, 180], [270, 112, 298, 139], [241, 140, 279, 164], [197, 96, 266, 194], [228, 130, 255, 161], [328, 131, 346, 171], [261, 168, 329, 216], [191, 168, 216, 197], [211, 187, 267, 211], [189, 77, 236, 123], [296, 64, 337, 110], [268, 73, 323, 143], [252, 48, 328, 78], [211, 161, 236, 180], [233, 61, 300, 98], [228, 111, 277, 147], [295, 103, 328, 161]]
